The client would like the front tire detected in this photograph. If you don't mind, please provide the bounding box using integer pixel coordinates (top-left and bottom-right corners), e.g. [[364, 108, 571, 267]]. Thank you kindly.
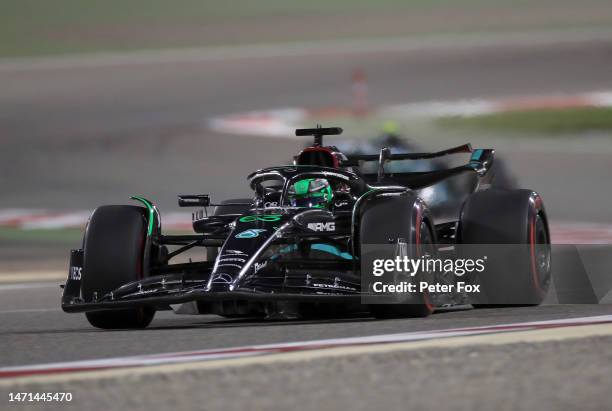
[[82, 205, 155, 329]]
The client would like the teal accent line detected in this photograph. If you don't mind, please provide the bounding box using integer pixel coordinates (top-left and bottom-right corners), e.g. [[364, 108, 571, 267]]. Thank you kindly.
[[279, 244, 298, 254], [270, 243, 352, 260], [270, 244, 298, 260], [470, 149, 483, 162], [131, 196, 155, 236], [311, 243, 353, 260]]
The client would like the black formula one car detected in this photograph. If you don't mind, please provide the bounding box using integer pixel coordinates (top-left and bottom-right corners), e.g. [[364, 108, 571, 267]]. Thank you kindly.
[[62, 127, 551, 329]]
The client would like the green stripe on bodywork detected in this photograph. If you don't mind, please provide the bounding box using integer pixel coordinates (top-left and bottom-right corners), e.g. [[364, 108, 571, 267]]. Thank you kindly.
[[131, 196, 155, 236], [270, 243, 353, 260], [311, 243, 353, 260]]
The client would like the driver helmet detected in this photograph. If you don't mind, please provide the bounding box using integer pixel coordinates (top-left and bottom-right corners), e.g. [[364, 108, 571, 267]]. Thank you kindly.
[[287, 178, 333, 208]]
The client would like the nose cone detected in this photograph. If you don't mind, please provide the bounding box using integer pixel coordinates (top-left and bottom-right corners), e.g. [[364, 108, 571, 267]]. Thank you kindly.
[[208, 272, 236, 291], [207, 212, 289, 291]]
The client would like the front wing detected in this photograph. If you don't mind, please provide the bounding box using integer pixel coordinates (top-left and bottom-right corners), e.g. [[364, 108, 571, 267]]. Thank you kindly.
[[62, 249, 362, 313]]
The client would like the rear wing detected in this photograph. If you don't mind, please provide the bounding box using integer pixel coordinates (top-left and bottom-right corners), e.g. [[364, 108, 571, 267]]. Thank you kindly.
[[345, 143, 494, 184], [341, 143, 473, 166]]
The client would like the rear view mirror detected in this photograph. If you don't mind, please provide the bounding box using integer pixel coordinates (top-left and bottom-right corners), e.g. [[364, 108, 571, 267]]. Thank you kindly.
[[177, 194, 210, 207]]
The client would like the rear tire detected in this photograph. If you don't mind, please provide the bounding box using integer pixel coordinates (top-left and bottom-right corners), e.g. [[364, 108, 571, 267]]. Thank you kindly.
[[82, 205, 155, 329], [459, 189, 551, 306], [361, 194, 435, 319]]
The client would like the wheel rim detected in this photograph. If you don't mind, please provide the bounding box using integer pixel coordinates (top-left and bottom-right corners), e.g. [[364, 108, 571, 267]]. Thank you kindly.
[[534, 214, 551, 278]]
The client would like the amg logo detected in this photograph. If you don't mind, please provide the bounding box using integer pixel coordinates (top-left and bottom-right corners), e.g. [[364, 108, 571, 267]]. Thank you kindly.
[[307, 222, 335, 232]]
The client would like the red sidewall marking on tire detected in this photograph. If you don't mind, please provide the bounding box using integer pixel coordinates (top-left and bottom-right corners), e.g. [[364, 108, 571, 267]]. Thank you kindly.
[[529, 195, 544, 294], [529, 214, 541, 293], [414, 205, 434, 313]]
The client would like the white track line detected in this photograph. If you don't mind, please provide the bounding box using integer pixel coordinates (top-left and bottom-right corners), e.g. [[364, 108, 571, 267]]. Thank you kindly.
[[0, 282, 61, 291], [2, 314, 612, 386], [0, 210, 189, 231], [1, 28, 611, 72], [0, 272, 65, 285], [209, 90, 612, 137], [0, 308, 61, 315], [382, 91, 612, 118]]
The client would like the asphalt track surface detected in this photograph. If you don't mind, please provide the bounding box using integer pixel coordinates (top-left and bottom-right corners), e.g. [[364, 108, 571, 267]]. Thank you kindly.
[[0, 281, 609, 368], [4, 335, 612, 411], [2, 33, 612, 408], [1, 283, 612, 411]]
